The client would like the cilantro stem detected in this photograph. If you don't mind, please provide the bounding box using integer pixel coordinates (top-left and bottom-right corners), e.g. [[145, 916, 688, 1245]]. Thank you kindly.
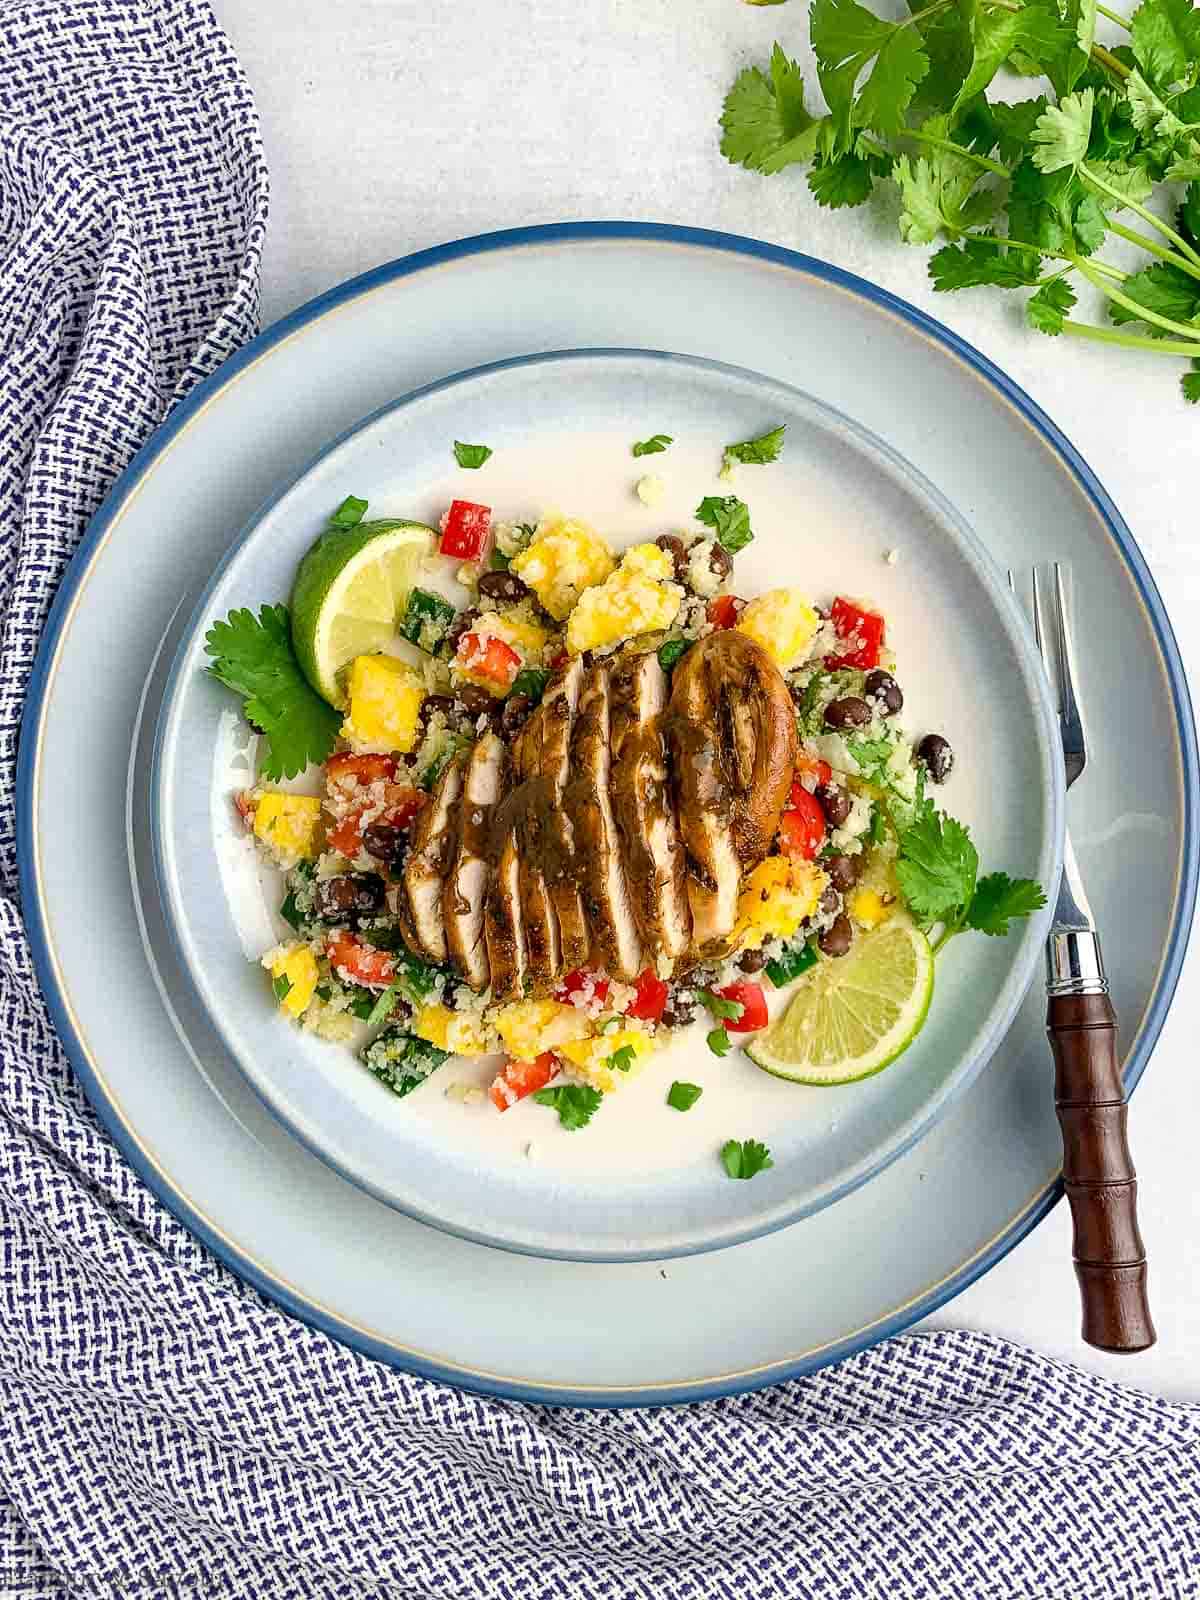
[[1061, 319, 1200, 356], [905, 128, 1009, 178], [1081, 163, 1200, 269], [1095, 1, 1130, 25], [1089, 42, 1131, 80], [1106, 218, 1200, 284], [1075, 255, 1200, 337]]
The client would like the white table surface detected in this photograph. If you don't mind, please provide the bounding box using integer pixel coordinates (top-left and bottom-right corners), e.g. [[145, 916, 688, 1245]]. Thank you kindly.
[[216, 0, 1199, 1399]]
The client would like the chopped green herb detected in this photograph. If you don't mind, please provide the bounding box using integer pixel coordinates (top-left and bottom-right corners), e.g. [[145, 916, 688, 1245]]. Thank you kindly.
[[348, 992, 377, 1021], [279, 890, 303, 931], [489, 549, 511, 570], [667, 1080, 704, 1111], [272, 973, 293, 1003], [205, 605, 340, 780], [867, 804, 886, 848], [607, 1044, 637, 1074], [698, 988, 745, 1022], [721, 1138, 774, 1180], [367, 976, 406, 1027], [707, 1026, 733, 1057], [399, 587, 458, 653], [695, 495, 754, 555], [657, 637, 691, 673], [847, 733, 894, 783], [632, 433, 673, 457], [765, 939, 818, 988], [328, 494, 368, 528], [722, 423, 786, 476], [510, 667, 549, 705], [533, 1083, 604, 1130], [315, 984, 332, 1002], [453, 441, 493, 469], [966, 872, 1050, 936]]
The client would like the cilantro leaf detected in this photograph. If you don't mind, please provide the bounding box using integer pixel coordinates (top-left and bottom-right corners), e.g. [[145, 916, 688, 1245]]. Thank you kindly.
[[328, 495, 367, 528], [990, 97, 1051, 165], [896, 150, 993, 246], [1031, 89, 1095, 172], [657, 637, 691, 672], [723, 423, 786, 468], [894, 806, 978, 925], [453, 441, 492, 469], [1072, 193, 1107, 253], [707, 1027, 733, 1057], [1125, 69, 1191, 139], [1183, 358, 1200, 401], [1027, 278, 1079, 335], [721, 45, 822, 175], [533, 1083, 603, 1131], [1178, 180, 1200, 245], [952, 7, 1073, 116], [721, 1139, 775, 1180], [1108, 261, 1200, 330], [695, 495, 754, 553], [698, 988, 745, 1022], [810, 0, 930, 139], [808, 151, 876, 207], [929, 240, 1042, 292], [607, 1044, 636, 1074], [632, 433, 673, 457], [966, 873, 1048, 935], [846, 733, 893, 780], [204, 605, 341, 780], [1130, 0, 1200, 88], [667, 1081, 704, 1112]]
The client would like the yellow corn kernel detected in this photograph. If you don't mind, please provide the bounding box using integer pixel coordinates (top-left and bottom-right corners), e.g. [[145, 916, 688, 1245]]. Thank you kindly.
[[735, 857, 826, 948], [565, 542, 682, 655], [412, 1003, 491, 1057], [849, 887, 892, 929], [494, 998, 591, 1061], [269, 944, 319, 1017], [557, 1026, 655, 1093], [736, 589, 820, 669], [511, 517, 616, 620], [340, 654, 425, 753], [253, 792, 323, 863]]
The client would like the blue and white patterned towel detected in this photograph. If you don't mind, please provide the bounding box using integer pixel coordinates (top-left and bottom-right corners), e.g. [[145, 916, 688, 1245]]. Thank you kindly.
[[1, 3, 1197, 1596]]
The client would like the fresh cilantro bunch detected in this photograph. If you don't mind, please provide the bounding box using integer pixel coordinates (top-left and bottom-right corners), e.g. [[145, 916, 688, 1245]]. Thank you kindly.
[[722, 0, 1200, 401], [894, 797, 1047, 948]]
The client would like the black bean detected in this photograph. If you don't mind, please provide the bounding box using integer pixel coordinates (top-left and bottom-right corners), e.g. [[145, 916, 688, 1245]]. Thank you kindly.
[[501, 693, 534, 736], [360, 821, 406, 865], [707, 542, 733, 582], [814, 782, 852, 828], [661, 997, 697, 1029], [736, 946, 767, 974], [314, 873, 386, 924], [819, 914, 853, 958], [818, 885, 841, 917], [824, 696, 871, 730], [455, 682, 496, 717], [420, 694, 456, 723], [917, 733, 954, 784], [656, 534, 690, 585], [825, 853, 863, 893], [865, 669, 904, 716], [477, 570, 531, 604]]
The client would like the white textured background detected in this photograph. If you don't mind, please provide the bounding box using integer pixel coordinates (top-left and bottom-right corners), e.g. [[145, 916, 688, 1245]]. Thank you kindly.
[[216, 0, 1199, 1396]]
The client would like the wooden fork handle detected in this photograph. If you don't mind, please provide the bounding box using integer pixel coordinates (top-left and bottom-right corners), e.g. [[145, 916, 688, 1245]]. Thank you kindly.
[[1047, 991, 1155, 1353]]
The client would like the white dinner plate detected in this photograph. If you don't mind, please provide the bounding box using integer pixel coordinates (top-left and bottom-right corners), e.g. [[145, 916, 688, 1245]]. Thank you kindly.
[[20, 226, 1197, 1402], [152, 349, 1061, 1260]]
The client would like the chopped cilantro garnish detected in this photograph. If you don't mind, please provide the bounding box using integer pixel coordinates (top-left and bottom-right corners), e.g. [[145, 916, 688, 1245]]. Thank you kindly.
[[657, 637, 691, 673], [632, 433, 673, 457], [698, 988, 745, 1023], [695, 495, 753, 555], [533, 1083, 603, 1130], [607, 1044, 636, 1074], [707, 1026, 733, 1057], [328, 494, 367, 528], [489, 549, 511, 570], [667, 1081, 704, 1112], [511, 667, 549, 705], [722, 424, 785, 476], [279, 890, 303, 931], [453, 441, 493, 469], [721, 1138, 774, 1180]]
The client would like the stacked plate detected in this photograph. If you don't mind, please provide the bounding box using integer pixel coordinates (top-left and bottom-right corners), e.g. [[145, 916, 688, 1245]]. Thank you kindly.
[[20, 226, 1196, 1404]]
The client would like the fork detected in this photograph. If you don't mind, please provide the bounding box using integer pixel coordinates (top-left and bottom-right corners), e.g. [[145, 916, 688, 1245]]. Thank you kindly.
[[1014, 563, 1155, 1353]]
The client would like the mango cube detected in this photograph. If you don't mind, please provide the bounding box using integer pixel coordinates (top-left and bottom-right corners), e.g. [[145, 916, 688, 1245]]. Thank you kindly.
[[566, 542, 682, 655], [412, 1003, 491, 1058], [340, 653, 424, 753], [557, 1026, 655, 1093], [736, 588, 820, 669], [253, 792, 322, 864], [269, 944, 319, 1018], [735, 857, 825, 949], [849, 887, 892, 929], [494, 998, 591, 1060], [511, 517, 616, 620]]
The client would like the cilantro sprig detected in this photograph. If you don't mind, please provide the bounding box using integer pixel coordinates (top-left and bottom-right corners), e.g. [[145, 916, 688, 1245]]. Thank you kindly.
[[893, 799, 1046, 949], [632, 433, 673, 456], [453, 441, 492, 469], [721, 0, 1200, 403], [695, 495, 754, 554], [204, 605, 340, 780], [721, 423, 786, 476], [533, 1083, 603, 1130], [721, 1139, 774, 1180]]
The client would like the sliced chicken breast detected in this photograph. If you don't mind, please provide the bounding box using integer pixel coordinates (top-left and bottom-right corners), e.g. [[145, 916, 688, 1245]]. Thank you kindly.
[[609, 651, 690, 971], [564, 663, 643, 981], [510, 704, 562, 994], [444, 731, 504, 990], [400, 757, 463, 963], [484, 791, 527, 1002], [668, 631, 798, 955], [538, 657, 590, 975]]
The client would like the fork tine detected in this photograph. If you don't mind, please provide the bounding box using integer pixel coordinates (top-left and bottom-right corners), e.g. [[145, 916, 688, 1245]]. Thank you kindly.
[[1051, 562, 1082, 730], [1031, 566, 1048, 674]]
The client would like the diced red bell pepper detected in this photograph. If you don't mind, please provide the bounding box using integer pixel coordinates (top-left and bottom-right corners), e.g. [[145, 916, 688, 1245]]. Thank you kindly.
[[233, 790, 256, 828], [779, 788, 827, 861], [717, 980, 769, 1033], [825, 596, 885, 670], [325, 752, 398, 791], [440, 499, 492, 562], [707, 594, 743, 630], [327, 931, 396, 989], [791, 758, 831, 801], [548, 647, 570, 671], [556, 968, 610, 1007], [327, 785, 425, 857], [490, 1052, 557, 1111], [625, 968, 669, 1023], [456, 631, 521, 690]]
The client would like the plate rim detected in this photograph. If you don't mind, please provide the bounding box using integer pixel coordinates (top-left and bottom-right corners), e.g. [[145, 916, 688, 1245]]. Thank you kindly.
[[17, 222, 1199, 1404], [149, 343, 1064, 1262]]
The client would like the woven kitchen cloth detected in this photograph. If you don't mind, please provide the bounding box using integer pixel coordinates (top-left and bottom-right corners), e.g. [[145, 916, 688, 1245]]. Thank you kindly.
[[2, 2, 1200, 1597]]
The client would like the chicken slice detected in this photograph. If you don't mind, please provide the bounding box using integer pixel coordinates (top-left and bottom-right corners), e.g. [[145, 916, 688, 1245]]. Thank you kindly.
[[609, 651, 690, 971], [443, 731, 504, 990], [400, 756, 464, 963], [484, 790, 527, 1002], [564, 663, 643, 981], [510, 704, 562, 995], [538, 657, 590, 976], [668, 631, 798, 956]]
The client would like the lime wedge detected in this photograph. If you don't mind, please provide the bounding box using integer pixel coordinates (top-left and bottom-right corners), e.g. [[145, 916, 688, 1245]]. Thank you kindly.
[[746, 915, 933, 1085], [290, 520, 435, 706]]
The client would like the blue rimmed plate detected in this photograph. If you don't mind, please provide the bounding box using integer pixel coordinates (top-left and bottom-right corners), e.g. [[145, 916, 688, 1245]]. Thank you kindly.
[[19, 226, 1196, 1402], [151, 348, 1061, 1261]]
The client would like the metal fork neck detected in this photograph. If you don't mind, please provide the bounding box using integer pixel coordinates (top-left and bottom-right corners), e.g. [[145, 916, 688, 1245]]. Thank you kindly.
[[1046, 927, 1108, 997]]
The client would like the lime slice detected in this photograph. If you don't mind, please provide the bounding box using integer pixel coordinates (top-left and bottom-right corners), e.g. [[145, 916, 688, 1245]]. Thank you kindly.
[[290, 520, 435, 706], [746, 915, 933, 1085]]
